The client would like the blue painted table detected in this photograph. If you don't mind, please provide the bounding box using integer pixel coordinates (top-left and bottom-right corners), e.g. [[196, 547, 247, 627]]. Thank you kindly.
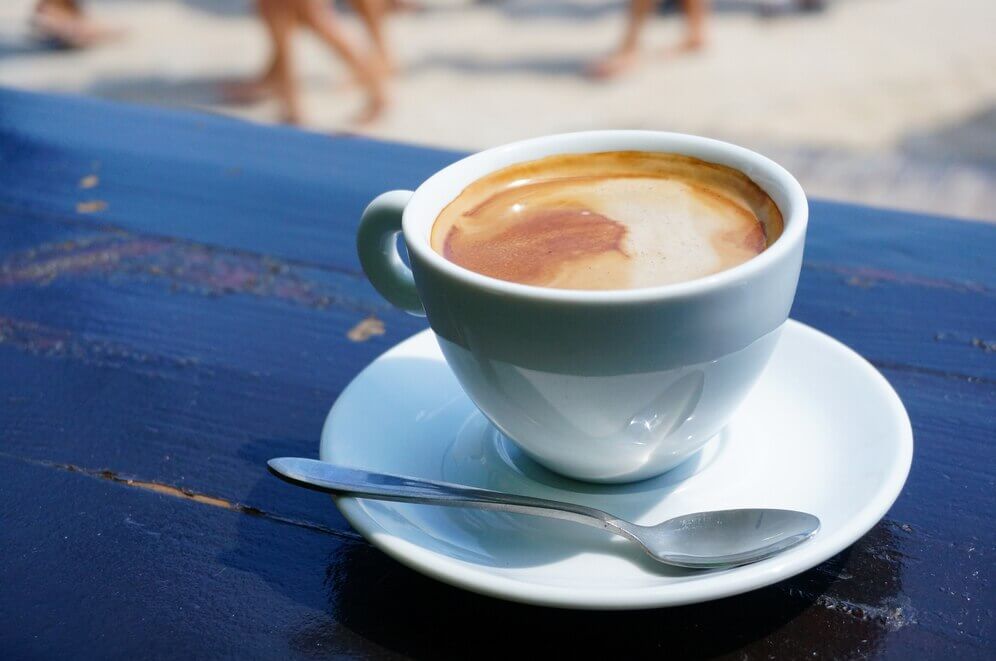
[[0, 88, 992, 659]]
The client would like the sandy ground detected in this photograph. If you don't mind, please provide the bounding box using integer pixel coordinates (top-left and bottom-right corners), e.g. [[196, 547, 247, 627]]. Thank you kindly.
[[2, 0, 995, 220]]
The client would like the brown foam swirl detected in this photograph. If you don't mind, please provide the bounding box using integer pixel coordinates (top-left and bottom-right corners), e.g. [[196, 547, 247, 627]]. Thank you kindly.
[[444, 207, 629, 288], [431, 151, 783, 290]]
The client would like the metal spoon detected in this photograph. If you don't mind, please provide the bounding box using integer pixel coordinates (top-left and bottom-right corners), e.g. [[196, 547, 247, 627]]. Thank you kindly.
[[268, 457, 819, 569]]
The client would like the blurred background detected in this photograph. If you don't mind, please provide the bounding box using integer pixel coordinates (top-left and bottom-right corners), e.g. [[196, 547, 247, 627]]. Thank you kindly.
[[2, 0, 994, 221]]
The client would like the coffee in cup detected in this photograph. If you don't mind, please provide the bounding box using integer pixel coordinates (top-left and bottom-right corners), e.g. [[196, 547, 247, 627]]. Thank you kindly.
[[430, 151, 783, 290]]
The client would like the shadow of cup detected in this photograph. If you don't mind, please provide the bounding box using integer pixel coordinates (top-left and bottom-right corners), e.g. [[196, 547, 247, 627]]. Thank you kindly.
[[286, 528, 902, 659]]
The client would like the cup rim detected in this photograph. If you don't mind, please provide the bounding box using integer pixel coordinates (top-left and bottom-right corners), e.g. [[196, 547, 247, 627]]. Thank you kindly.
[[402, 130, 808, 304]]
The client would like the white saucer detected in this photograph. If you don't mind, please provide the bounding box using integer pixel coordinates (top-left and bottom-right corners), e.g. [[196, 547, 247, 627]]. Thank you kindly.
[[320, 320, 912, 609]]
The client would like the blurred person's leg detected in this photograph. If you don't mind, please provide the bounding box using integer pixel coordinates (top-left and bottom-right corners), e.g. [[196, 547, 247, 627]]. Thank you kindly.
[[223, 0, 289, 108], [588, 0, 708, 79], [297, 0, 386, 123], [348, 0, 395, 76], [587, 0, 656, 78], [32, 0, 120, 49], [257, 0, 303, 124], [681, 0, 708, 51], [228, 0, 385, 125]]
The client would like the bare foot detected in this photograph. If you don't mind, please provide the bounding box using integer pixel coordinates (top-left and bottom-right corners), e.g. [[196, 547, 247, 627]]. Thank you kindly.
[[337, 53, 395, 90], [654, 36, 707, 60], [586, 50, 640, 80], [222, 56, 284, 103], [31, 3, 122, 49], [674, 34, 706, 53], [272, 76, 305, 124], [223, 63, 304, 124], [353, 70, 387, 124], [354, 93, 386, 125]]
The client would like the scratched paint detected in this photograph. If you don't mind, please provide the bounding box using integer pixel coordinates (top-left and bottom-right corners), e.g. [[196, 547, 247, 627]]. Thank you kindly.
[[970, 337, 995, 352], [0, 234, 384, 313], [805, 261, 991, 294], [933, 331, 996, 355], [76, 200, 108, 214], [1, 451, 360, 541], [346, 316, 385, 342], [0, 315, 202, 373]]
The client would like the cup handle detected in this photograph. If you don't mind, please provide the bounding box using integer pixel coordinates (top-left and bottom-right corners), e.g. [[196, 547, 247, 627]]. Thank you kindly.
[[357, 190, 425, 316]]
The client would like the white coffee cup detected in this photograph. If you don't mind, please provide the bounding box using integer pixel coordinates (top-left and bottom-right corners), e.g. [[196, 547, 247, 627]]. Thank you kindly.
[[357, 131, 807, 483]]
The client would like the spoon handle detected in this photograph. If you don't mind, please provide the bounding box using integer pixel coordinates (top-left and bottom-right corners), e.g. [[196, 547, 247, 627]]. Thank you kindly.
[[268, 457, 628, 534]]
